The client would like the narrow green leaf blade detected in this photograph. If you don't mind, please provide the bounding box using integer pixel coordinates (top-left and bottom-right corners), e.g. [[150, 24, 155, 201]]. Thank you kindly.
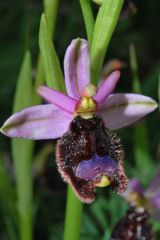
[[43, 0, 59, 38], [33, 0, 60, 103], [79, 0, 95, 46], [90, 0, 124, 84], [130, 44, 153, 181], [13, 52, 33, 112], [39, 14, 65, 91], [12, 51, 34, 240]]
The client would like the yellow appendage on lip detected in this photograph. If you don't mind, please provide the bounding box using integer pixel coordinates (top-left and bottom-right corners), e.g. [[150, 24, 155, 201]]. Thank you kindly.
[[75, 84, 97, 118], [95, 175, 111, 187], [78, 96, 96, 112]]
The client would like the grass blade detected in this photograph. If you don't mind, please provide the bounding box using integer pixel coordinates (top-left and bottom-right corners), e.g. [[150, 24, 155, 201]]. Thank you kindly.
[[43, 0, 59, 38], [79, 0, 95, 46], [130, 44, 153, 181], [33, 0, 60, 103], [39, 14, 65, 91], [12, 51, 34, 240], [90, 0, 124, 84]]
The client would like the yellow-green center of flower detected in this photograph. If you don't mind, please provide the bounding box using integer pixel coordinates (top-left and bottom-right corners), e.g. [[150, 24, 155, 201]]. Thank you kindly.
[[95, 175, 111, 187], [75, 84, 97, 118]]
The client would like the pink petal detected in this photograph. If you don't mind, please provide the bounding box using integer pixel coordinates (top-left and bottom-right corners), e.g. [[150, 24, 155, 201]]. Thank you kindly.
[[1, 104, 72, 140], [64, 38, 90, 99], [94, 71, 120, 104], [98, 93, 158, 130], [122, 178, 144, 199], [37, 85, 77, 113]]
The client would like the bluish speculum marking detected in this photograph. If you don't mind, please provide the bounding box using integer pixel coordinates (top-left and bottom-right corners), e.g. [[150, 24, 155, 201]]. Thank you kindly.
[[75, 154, 117, 181]]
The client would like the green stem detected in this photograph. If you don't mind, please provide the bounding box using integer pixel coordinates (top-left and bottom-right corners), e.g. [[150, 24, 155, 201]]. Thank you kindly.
[[90, 0, 124, 84], [130, 44, 141, 93], [129, 44, 153, 180], [64, 186, 83, 240], [79, 0, 95, 46]]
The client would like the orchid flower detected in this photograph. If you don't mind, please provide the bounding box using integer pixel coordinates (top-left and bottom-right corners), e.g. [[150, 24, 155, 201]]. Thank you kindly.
[[122, 170, 160, 220], [113, 172, 160, 239], [110, 206, 154, 240], [0, 38, 158, 203]]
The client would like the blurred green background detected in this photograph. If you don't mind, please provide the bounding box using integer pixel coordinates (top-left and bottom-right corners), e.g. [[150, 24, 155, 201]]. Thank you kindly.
[[0, 0, 159, 239]]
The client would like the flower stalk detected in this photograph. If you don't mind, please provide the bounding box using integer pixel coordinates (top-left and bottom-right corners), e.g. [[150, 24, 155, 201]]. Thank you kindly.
[[64, 186, 83, 240]]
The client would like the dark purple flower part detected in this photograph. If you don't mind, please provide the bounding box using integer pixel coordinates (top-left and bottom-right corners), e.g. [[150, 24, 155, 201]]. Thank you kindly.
[[122, 170, 160, 220], [0, 38, 158, 203], [110, 206, 155, 240], [57, 114, 127, 203]]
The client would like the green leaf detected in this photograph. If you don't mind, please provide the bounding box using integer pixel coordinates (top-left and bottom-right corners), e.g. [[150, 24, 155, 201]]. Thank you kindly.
[[33, 0, 60, 103], [130, 44, 153, 182], [39, 14, 65, 91], [79, 0, 95, 46], [90, 0, 124, 84], [13, 52, 33, 112], [12, 51, 34, 240], [43, 0, 59, 38]]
